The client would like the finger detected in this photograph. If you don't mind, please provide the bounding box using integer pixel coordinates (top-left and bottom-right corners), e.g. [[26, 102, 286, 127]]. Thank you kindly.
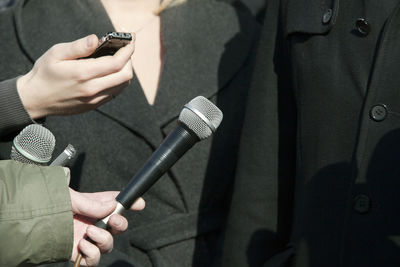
[[82, 80, 129, 105], [49, 34, 99, 61], [78, 239, 101, 266], [79, 60, 133, 98], [70, 188, 116, 218], [129, 197, 146, 211], [107, 214, 128, 235], [77, 82, 128, 107], [86, 226, 113, 254], [79, 190, 145, 211], [77, 80, 131, 108], [67, 41, 135, 81], [81, 191, 120, 202]]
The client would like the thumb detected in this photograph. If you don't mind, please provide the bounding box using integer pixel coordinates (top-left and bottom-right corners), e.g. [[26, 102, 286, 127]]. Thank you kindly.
[[70, 188, 116, 219], [51, 34, 98, 60]]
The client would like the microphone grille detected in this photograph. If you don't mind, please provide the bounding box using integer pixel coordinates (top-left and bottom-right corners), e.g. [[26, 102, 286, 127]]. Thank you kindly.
[[11, 124, 55, 165], [179, 96, 223, 140]]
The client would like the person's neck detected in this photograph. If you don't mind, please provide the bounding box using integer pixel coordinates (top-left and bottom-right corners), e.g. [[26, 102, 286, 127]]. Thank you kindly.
[[101, 0, 161, 19]]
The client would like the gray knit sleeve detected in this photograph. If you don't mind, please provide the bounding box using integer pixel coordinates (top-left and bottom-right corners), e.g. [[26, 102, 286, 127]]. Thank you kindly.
[[0, 77, 34, 137]]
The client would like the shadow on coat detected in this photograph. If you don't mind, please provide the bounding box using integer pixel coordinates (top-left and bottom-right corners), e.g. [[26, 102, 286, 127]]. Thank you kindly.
[[290, 128, 400, 267], [191, 3, 261, 267]]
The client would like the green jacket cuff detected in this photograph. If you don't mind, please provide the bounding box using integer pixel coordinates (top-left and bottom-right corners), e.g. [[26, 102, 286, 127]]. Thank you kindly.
[[0, 160, 73, 266]]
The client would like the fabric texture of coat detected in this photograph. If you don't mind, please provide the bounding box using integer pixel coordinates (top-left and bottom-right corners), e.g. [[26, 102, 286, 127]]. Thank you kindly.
[[222, 0, 400, 266], [0, 0, 260, 266]]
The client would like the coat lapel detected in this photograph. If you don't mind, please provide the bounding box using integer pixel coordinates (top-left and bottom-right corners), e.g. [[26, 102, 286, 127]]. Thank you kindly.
[[14, 0, 163, 147], [13, 0, 257, 145], [14, 0, 113, 61], [154, 0, 258, 126]]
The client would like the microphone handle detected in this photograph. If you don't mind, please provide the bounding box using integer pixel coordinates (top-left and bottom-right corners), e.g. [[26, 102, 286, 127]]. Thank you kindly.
[[90, 126, 198, 232], [50, 144, 76, 166], [76, 126, 198, 265], [116, 124, 199, 209]]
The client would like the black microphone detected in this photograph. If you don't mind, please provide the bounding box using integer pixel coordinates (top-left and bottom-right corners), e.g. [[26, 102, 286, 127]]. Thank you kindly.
[[74, 96, 223, 266], [98, 96, 223, 226], [11, 124, 56, 165]]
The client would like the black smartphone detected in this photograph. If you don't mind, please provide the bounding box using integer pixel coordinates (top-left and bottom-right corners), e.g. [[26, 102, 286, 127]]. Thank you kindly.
[[85, 32, 133, 58]]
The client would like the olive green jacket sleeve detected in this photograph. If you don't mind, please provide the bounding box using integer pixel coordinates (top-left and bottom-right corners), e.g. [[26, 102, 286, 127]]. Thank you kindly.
[[0, 160, 73, 266]]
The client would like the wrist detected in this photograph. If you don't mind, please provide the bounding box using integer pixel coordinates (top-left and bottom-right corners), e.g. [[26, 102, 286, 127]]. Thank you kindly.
[[17, 73, 48, 119]]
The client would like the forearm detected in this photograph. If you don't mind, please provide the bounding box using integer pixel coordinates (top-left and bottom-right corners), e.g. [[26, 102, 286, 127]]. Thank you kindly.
[[0, 77, 34, 138], [0, 160, 73, 266]]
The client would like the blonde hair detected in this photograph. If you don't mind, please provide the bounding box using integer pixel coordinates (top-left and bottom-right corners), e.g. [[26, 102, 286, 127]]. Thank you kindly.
[[154, 0, 186, 15]]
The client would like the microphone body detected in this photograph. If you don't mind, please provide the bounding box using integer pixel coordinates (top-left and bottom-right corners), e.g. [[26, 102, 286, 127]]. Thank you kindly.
[[98, 96, 223, 226], [117, 124, 198, 209], [50, 144, 76, 166], [75, 96, 223, 266]]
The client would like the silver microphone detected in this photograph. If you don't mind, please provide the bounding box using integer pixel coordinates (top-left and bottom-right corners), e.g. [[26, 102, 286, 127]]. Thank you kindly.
[[10, 124, 55, 165], [50, 144, 77, 166]]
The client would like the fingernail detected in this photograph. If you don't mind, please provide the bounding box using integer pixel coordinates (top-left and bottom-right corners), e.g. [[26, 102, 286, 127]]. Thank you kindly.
[[113, 216, 123, 227]]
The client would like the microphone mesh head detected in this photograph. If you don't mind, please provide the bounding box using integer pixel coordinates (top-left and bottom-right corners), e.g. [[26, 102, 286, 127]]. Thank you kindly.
[[179, 96, 223, 140], [11, 124, 55, 165]]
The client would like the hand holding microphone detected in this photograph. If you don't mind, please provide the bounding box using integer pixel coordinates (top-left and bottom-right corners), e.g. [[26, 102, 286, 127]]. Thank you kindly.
[[12, 95, 223, 266], [10, 124, 145, 266], [74, 96, 223, 266], [69, 189, 145, 266]]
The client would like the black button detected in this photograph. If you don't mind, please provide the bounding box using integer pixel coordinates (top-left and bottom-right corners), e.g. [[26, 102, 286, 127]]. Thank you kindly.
[[353, 194, 370, 214], [356, 18, 371, 35], [322, 9, 333, 24], [370, 104, 387, 122]]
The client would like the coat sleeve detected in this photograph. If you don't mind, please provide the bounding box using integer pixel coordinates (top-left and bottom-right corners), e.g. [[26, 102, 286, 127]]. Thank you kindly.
[[0, 160, 73, 266], [222, 0, 297, 266], [0, 77, 35, 138]]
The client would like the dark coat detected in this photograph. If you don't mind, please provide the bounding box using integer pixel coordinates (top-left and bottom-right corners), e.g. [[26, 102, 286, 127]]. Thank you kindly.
[[0, 0, 260, 266], [222, 0, 400, 266]]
